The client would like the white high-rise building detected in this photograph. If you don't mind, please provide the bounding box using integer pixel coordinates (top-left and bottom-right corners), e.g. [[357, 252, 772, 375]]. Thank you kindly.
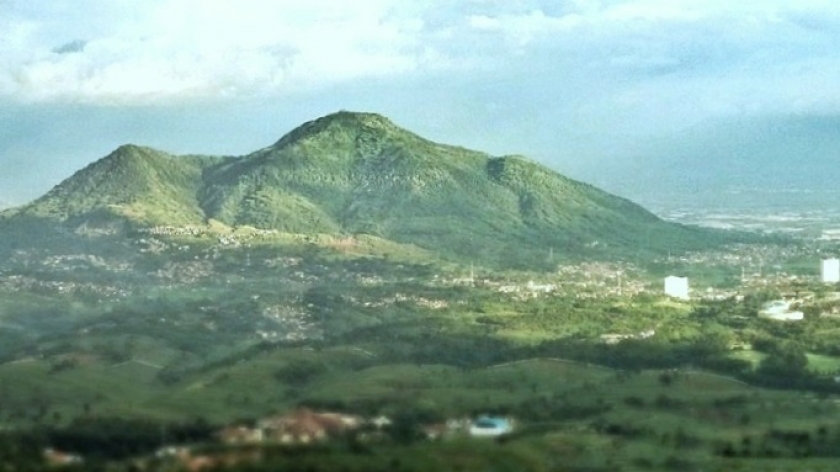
[[664, 276, 689, 300], [822, 258, 840, 283]]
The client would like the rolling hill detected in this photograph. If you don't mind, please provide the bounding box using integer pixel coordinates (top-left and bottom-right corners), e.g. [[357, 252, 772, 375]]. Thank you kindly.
[[3, 111, 732, 268]]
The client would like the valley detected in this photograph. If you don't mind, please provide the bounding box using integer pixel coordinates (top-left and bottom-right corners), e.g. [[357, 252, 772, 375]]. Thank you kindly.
[[643, 188, 840, 238], [1, 112, 839, 471], [2, 221, 840, 470]]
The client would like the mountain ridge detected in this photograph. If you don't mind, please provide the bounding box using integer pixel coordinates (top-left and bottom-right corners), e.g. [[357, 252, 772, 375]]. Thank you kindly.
[[5, 111, 732, 268]]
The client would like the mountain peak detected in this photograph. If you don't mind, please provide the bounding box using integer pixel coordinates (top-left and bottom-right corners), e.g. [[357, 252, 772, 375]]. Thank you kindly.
[[321, 110, 395, 128], [272, 110, 406, 149], [104, 144, 168, 163], [114, 143, 148, 153]]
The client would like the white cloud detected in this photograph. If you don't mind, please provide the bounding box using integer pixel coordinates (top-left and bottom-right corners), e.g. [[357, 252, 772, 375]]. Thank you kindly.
[[472, 1, 840, 121], [468, 9, 584, 46], [1, 0, 840, 124], [0, 0, 435, 104]]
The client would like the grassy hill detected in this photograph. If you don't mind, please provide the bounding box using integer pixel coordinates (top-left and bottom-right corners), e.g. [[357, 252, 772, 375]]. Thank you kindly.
[[5, 111, 733, 268], [16, 145, 216, 227]]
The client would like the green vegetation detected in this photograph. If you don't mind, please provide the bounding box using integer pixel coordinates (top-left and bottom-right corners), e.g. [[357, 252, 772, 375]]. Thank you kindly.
[[3, 111, 741, 269], [0, 111, 834, 469], [18, 145, 215, 226], [1, 235, 840, 470]]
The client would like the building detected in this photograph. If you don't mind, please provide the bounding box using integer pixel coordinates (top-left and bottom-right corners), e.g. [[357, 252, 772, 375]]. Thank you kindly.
[[43, 449, 83, 467], [822, 258, 840, 283], [664, 276, 689, 300], [759, 300, 804, 321], [468, 416, 513, 437], [217, 426, 264, 445], [257, 409, 361, 444]]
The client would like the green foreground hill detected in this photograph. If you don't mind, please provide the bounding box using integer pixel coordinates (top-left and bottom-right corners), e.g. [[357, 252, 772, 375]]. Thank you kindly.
[[5, 111, 730, 268]]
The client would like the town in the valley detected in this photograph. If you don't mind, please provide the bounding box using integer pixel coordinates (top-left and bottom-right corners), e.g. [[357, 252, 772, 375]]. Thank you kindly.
[[16, 220, 840, 469]]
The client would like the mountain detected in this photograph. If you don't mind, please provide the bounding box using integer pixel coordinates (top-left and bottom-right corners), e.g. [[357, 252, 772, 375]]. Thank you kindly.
[[18, 145, 215, 226], [4, 111, 730, 268]]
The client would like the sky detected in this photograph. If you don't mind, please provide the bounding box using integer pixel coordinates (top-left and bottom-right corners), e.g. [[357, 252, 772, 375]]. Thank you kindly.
[[2, 0, 840, 208]]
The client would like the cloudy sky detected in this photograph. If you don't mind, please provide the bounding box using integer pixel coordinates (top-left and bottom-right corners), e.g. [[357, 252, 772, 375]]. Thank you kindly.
[[2, 0, 839, 207]]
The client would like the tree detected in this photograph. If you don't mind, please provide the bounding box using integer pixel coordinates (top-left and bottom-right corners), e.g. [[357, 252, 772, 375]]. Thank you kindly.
[[274, 360, 327, 386], [757, 344, 808, 379]]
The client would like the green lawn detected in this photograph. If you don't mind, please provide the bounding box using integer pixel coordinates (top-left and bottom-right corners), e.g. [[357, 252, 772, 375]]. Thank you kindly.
[[729, 349, 840, 374], [805, 353, 840, 374]]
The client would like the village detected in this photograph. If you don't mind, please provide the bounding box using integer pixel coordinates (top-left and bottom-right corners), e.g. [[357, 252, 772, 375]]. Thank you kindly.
[[44, 409, 517, 470], [3, 234, 840, 341], [24, 240, 840, 470], [1, 228, 840, 471]]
